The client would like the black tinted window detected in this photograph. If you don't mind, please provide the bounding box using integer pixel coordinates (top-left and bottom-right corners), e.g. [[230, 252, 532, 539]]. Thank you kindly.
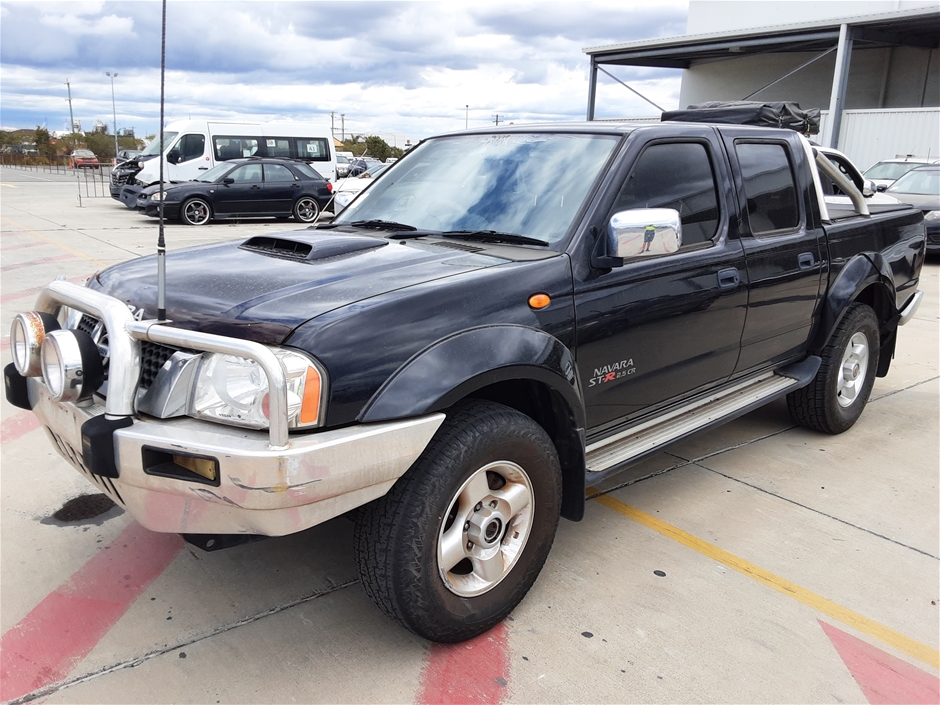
[[177, 134, 205, 162], [610, 142, 720, 247], [297, 138, 329, 161], [736, 143, 800, 234], [228, 164, 262, 183], [292, 162, 324, 180], [266, 138, 291, 158], [264, 164, 295, 182], [214, 136, 260, 161]]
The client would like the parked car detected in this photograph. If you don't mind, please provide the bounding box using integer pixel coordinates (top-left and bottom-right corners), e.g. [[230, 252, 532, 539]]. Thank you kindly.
[[116, 149, 142, 163], [864, 158, 936, 190], [69, 150, 99, 169], [6, 121, 926, 644], [333, 163, 389, 212], [336, 155, 351, 178], [136, 157, 333, 225], [815, 146, 902, 206], [885, 165, 940, 252]]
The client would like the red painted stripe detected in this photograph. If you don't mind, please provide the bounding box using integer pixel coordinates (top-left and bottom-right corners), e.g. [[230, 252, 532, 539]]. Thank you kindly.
[[1, 337, 8, 351], [416, 622, 510, 705], [0, 241, 45, 252], [0, 411, 41, 444], [0, 523, 183, 702], [820, 620, 940, 704], [0, 275, 89, 306], [0, 253, 74, 272]]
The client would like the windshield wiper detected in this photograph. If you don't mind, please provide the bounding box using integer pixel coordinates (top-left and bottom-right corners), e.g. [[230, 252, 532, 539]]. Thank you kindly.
[[348, 219, 417, 232], [442, 230, 549, 247]]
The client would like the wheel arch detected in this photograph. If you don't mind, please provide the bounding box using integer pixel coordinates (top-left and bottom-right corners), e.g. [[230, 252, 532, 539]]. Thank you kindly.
[[815, 254, 898, 376], [359, 325, 587, 521]]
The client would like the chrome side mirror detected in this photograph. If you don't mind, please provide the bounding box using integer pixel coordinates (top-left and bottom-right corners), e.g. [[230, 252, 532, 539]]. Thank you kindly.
[[596, 208, 681, 268], [862, 179, 876, 197]]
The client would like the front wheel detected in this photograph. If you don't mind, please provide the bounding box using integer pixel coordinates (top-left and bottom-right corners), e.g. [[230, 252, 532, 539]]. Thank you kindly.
[[180, 197, 211, 226], [354, 400, 562, 642], [787, 302, 880, 434], [293, 196, 320, 223]]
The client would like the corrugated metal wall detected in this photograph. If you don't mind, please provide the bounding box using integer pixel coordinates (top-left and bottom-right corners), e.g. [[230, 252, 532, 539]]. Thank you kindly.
[[818, 108, 940, 170]]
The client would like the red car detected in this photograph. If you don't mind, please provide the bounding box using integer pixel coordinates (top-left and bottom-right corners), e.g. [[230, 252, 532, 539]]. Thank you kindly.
[[69, 149, 99, 169]]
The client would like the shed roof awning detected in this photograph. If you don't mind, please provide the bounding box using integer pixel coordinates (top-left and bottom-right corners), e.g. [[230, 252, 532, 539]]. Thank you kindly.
[[583, 6, 940, 69]]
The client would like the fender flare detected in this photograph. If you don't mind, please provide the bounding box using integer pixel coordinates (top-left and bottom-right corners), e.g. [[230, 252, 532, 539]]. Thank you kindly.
[[359, 325, 585, 428], [814, 253, 897, 350]]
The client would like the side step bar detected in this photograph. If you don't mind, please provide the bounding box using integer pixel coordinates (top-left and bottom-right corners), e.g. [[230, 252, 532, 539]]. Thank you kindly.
[[585, 357, 820, 480]]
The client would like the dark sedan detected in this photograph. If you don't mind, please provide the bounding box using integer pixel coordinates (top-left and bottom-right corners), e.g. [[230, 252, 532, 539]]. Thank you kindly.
[[886, 165, 940, 253], [138, 157, 334, 225]]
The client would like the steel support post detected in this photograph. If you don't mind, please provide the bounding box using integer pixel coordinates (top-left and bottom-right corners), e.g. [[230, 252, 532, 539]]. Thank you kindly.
[[825, 24, 854, 149]]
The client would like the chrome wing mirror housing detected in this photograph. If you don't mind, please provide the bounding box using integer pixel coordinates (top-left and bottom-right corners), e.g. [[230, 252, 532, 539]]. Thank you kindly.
[[592, 207, 682, 268]]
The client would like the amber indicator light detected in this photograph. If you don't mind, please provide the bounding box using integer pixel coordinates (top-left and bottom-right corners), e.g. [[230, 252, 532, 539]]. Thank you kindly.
[[528, 294, 551, 310]]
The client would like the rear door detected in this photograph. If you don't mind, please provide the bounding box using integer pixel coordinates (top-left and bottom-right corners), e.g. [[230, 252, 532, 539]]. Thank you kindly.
[[213, 163, 263, 215], [261, 162, 299, 214], [719, 131, 826, 373], [572, 125, 748, 432]]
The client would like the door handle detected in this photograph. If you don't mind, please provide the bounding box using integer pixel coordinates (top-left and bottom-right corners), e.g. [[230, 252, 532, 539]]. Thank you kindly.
[[291, 183, 301, 188], [251, 184, 261, 190], [717, 267, 740, 289], [198, 167, 208, 170], [798, 252, 815, 269]]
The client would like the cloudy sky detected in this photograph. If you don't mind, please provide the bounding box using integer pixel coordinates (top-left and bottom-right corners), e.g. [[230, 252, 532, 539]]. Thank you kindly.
[[0, 1, 689, 143]]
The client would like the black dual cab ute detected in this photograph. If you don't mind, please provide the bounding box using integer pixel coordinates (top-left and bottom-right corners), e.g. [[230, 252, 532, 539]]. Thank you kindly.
[[6, 120, 926, 643]]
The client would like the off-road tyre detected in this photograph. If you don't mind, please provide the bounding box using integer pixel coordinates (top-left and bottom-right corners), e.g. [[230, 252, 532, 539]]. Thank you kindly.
[[787, 302, 880, 434], [354, 400, 562, 643], [180, 197, 211, 226]]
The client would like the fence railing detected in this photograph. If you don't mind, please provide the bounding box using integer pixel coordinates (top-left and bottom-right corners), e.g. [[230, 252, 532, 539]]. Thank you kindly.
[[0, 156, 113, 199]]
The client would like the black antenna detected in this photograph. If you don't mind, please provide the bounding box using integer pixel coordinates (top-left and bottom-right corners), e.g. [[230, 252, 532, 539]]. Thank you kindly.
[[157, 0, 167, 321]]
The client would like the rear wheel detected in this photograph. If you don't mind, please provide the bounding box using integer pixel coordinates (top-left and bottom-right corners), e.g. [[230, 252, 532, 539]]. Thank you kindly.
[[293, 197, 320, 223], [354, 400, 561, 642], [180, 197, 211, 226], [787, 302, 880, 434]]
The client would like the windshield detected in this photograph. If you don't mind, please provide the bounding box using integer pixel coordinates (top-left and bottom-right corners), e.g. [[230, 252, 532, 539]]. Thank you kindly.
[[195, 162, 235, 182], [140, 131, 179, 157], [887, 168, 940, 196], [864, 161, 926, 181], [334, 132, 619, 245]]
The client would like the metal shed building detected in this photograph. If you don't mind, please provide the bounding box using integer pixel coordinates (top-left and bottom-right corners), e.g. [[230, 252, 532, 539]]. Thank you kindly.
[[584, 2, 940, 168]]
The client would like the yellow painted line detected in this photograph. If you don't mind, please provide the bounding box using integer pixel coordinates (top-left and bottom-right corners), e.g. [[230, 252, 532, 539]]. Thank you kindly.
[[592, 491, 940, 670], [1, 183, 18, 188], [1, 216, 106, 267]]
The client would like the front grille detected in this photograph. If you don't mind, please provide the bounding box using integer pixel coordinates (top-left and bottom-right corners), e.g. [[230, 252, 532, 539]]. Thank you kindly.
[[75, 314, 196, 390]]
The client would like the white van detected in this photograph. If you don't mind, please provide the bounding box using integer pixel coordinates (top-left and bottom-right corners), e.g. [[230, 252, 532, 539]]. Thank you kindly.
[[134, 120, 336, 186]]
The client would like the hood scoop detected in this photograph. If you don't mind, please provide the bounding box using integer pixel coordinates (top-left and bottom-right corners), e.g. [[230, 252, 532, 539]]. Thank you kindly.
[[240, 234, 387, 262]]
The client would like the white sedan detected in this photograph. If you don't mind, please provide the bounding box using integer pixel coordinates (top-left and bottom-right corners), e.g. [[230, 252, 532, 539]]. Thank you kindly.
[[332, 164, 389, 213]]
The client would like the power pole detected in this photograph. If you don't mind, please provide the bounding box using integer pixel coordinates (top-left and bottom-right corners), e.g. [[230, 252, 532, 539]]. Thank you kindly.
[[493, 114, 500, 126], [65, 81, 75, 132], [330, 111, 335, 138], [465, 105, 469, 129], [341, 114, 345, 142]]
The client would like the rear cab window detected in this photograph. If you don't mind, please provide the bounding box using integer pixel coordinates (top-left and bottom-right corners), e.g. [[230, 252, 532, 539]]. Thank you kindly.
[[734, 142, 802, 236]]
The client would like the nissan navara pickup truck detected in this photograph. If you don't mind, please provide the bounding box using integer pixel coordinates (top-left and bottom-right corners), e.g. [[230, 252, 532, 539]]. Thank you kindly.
[[6, 121, 926, 643]]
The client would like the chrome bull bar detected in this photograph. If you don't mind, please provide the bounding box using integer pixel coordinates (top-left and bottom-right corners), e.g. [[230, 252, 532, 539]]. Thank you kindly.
[[34, 280, 291, 450]]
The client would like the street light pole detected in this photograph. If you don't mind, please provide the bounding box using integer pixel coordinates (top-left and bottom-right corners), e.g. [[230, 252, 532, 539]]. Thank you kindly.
[[465, 105, 469, 129], [106, 72, 119, 160]]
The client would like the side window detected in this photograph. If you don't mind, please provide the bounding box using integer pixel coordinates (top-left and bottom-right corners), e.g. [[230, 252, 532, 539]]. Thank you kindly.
[[735, 142, 800, 235], [228, 164, 262, 183], [176, 134, 205, 162], [610, 141, 720, 248], [264, 164, 295, 182], [296, 138, 329, 162], [265, 138, 291, 158], [214, 137, 261, 161]]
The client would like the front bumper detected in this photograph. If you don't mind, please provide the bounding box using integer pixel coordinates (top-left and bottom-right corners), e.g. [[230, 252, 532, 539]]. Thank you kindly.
[[29, 381, 443, 536], [12, 279, 445, 537], [142, 201, 181, 219]]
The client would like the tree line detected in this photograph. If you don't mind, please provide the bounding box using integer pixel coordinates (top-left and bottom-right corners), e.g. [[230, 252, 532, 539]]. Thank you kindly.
[[0, 126, 144, 162]]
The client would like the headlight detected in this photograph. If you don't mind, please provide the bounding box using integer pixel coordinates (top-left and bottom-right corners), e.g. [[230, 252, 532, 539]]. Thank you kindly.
[[334, 191, 354, 211], [149, 192, 163, 201], [190, 349, 325, 430], [924, 210, 940, 222], [137, 161, 145, 169], [39, 329, 105, 402], [10, 312, 60, 377]]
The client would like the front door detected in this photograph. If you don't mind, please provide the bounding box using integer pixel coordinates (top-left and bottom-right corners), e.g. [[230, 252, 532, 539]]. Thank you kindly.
[[573, 129, 748, 433], [213, 163, 263, 215], [166, 133, 208, 181]]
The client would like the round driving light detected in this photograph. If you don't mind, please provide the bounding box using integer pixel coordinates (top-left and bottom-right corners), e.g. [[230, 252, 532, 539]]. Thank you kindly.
[[10, 312, 60, 377], [40, 329, 104, 402]]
